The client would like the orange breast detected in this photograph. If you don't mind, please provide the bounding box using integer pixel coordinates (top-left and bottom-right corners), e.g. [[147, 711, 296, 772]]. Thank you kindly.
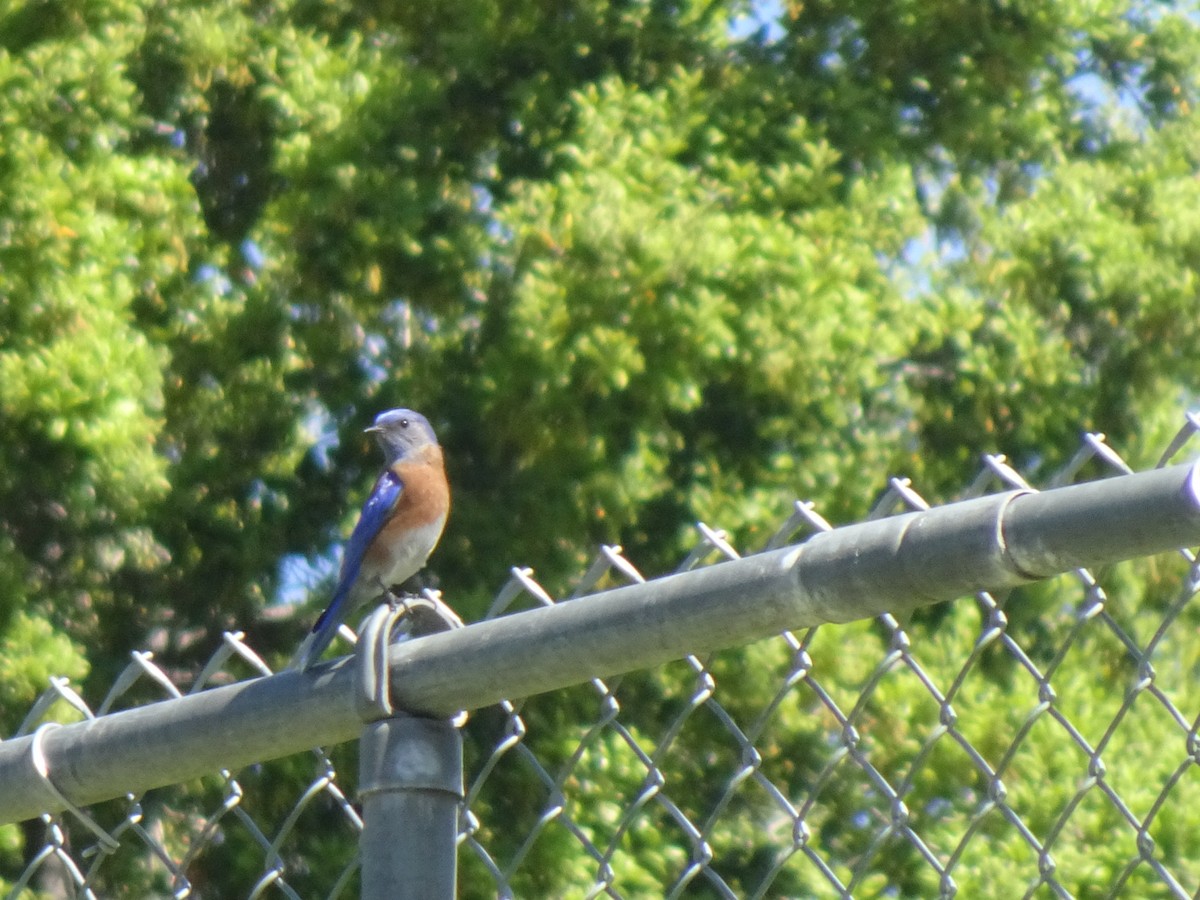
[[361, 445, 450, 582]]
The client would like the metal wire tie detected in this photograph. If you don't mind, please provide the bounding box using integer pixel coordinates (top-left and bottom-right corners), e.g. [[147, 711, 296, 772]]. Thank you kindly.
[[28, 723, 120, 853], [355, 591, 466, 724]]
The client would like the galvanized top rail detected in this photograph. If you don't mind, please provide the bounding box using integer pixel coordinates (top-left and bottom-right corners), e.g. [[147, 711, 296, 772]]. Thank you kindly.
[[1, 462, 1197, 825]]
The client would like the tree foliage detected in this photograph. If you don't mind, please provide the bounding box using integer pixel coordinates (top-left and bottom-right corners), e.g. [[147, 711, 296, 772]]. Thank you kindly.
[[1, 0, 1199, 894]]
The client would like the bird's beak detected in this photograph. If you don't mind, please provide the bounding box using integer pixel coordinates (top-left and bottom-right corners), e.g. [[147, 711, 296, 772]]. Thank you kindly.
[[364, 424, 382, 434]]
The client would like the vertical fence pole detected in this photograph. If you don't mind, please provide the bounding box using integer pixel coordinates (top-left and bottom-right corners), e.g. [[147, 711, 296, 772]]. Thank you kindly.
[[359, 716, 463, 899]]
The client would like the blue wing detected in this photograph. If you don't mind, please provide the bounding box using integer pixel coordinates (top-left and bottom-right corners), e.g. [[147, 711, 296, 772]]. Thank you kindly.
[[294, 469, 404, 670]]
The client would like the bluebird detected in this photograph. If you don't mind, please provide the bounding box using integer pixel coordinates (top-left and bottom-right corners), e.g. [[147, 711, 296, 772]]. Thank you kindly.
[[294, 408, 450, 671]]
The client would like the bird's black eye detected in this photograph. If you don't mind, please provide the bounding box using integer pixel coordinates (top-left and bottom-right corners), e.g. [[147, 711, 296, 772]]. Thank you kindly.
[[399, 417, 410, 428]]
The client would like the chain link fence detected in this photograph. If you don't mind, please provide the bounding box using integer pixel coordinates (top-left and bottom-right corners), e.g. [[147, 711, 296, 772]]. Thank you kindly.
[[4, 413, 1200, 898]]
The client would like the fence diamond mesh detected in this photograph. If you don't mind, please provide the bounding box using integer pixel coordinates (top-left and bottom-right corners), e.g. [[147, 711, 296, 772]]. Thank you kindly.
[[5, 413, 1200, 899]]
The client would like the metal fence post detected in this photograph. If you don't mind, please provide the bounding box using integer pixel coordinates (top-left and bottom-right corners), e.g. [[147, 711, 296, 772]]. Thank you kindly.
[[359, 715, 463, 899]]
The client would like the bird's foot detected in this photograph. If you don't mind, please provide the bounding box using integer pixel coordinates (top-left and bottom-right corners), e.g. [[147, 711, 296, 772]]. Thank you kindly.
[[381, 587, 463, 636]]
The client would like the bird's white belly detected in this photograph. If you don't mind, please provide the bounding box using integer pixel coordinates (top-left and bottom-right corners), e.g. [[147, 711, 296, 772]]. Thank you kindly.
[[365, 516, 446, 594]]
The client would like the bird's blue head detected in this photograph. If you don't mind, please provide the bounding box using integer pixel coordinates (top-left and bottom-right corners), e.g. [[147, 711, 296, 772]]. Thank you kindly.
[[366, 408, 439, 463]]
